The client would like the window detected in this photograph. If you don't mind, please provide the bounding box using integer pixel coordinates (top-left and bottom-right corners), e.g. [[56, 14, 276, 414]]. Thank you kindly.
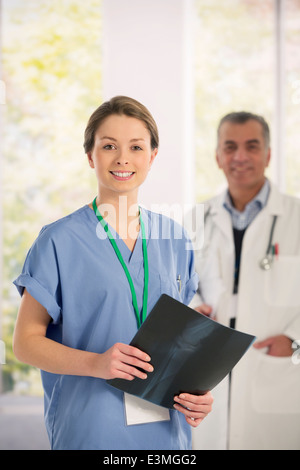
[[194, 0, 300, 201], [285, 0, 300, 196], [1, 0, 102, 393]]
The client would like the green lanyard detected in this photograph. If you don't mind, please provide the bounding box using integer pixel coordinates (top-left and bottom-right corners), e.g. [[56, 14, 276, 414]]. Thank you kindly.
[[92, 197, 148, 329]]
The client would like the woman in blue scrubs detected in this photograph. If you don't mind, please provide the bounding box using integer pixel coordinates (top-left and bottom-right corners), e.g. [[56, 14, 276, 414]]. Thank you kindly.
[[13, 96, 213, 450]]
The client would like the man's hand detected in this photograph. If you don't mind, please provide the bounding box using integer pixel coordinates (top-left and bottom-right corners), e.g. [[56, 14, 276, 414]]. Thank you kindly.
[[254, 335, 293, 357], [194, 304, 213, 317]]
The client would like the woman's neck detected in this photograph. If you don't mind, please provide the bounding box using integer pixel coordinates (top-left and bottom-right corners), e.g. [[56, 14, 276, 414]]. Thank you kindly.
[[91, 193, 140, 249]]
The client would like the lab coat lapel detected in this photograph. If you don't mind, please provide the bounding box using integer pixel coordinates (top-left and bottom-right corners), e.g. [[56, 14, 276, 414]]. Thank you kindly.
[[239, 182, 284, 256], [209, 192, 233, 243], [264, 181, 284, 216]]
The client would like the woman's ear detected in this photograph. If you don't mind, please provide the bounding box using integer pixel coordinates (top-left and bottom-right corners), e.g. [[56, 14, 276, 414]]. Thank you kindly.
[[149, 148, 158, 169], [87, 152, 95, 169]]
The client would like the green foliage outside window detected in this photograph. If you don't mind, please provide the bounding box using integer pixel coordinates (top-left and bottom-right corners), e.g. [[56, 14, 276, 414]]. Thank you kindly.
[[2, 0, 102, 393], [194, 0, 300, 201]]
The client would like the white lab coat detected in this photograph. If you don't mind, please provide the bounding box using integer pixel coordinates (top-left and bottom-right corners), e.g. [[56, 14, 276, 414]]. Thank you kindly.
[[189, 182, 300, 450]]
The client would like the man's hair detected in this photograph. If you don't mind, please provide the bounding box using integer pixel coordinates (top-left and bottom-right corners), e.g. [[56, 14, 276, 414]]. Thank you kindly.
[[83, 95, 159, 154], [217, 111, 270, 148]]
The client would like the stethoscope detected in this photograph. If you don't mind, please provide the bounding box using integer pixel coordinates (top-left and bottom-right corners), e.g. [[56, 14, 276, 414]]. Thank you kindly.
[[259, 215, 278, 271], [204, 207, 278, 271]]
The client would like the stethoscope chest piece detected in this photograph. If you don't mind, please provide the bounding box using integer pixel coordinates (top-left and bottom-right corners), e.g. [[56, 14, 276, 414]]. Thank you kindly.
[[259, 255, 273, 271], [259, 215, 278, 271]]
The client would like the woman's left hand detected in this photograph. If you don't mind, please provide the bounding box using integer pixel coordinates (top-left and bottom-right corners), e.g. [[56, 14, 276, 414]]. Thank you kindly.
[[173, 391, 213, 427]]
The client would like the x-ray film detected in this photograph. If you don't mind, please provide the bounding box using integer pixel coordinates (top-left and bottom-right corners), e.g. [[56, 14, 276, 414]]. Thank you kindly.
[[107, 294, 256, 409]]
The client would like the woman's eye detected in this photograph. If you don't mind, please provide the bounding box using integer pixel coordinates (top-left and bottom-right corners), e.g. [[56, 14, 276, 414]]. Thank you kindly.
[[132, 145, 142, 151], [103, 144, 116, 150]]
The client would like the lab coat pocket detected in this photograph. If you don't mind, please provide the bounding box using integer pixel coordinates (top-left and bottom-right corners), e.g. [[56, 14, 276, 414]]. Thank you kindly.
[[264, 256, 300, 307], [251, 348, 300, 414]]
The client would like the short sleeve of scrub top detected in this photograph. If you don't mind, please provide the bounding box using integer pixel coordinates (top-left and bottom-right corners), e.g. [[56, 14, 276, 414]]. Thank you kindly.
[[14, 205, 199, 450], [14, 224, 62, 324]]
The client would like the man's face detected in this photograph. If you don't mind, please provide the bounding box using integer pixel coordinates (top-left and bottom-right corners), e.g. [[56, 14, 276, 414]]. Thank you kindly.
[[216, 119, 271, 193]]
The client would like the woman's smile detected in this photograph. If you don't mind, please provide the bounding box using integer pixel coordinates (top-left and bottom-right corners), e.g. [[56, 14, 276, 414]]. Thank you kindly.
[[110, 170, 135, 181]]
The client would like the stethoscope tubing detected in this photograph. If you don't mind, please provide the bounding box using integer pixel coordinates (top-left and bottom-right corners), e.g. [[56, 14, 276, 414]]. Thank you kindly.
[[204, 206, 278, 271], [259, 215, 278, 270]]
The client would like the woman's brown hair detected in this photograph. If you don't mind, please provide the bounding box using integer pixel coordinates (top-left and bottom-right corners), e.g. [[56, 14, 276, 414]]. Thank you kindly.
[[83, 96, 159, 153]]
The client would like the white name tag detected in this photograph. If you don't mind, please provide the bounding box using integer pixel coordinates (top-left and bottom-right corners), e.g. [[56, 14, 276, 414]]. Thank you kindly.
[[124, 392, 170, 426]]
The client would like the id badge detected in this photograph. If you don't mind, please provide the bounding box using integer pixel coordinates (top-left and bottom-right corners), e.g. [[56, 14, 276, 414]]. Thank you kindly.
[[124, 392, 170, 426]]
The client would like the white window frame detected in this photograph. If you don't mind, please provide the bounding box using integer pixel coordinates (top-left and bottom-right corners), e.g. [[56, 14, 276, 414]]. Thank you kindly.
[[274, 0, 286, 192], [0, 0, 4, 394]]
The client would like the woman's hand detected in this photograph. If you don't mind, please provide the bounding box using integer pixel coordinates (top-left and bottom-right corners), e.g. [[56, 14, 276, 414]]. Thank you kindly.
[[96, 342, 154, 381], [173, 391, 213, 427]]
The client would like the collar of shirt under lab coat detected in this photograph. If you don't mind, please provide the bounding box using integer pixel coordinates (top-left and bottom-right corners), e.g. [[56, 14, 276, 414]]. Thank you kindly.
[[223, 179, 271, 230]]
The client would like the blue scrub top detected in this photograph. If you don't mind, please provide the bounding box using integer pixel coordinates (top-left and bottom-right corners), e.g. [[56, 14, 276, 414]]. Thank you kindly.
[[14, 205, 198, 450]]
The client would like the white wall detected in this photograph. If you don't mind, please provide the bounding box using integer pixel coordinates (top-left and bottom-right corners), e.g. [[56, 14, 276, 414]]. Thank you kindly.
[[102, 0, 195, 210]]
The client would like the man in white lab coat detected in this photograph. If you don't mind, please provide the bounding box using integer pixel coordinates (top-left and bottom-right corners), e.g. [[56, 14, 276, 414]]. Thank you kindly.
[[190, 112, 300, 450]]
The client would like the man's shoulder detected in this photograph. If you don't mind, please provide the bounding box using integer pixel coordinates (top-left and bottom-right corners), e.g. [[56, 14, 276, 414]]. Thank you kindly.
[[201, 190, 226, 213], [270, 182, 300, 207]]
